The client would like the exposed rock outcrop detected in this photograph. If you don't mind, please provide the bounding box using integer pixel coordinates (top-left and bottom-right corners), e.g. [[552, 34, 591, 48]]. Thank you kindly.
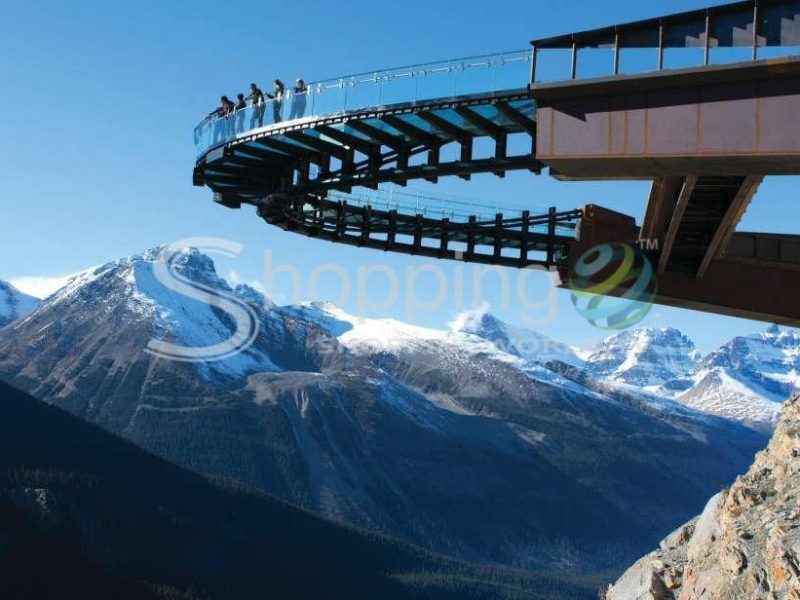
[[607, 393, 800, 599]]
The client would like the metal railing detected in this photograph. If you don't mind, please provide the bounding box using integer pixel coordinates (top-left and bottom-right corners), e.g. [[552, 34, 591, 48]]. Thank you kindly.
[[531, 0, 800, 83], [323, 187, 579, 236]]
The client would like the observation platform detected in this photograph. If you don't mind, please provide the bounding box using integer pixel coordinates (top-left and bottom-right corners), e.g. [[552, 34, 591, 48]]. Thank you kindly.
[[192, 50, 579, 270], [193, 0, 800, 325]]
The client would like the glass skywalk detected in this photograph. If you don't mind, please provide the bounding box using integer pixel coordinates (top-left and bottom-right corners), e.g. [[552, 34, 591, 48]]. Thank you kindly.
[[193, 50, 533, 157]]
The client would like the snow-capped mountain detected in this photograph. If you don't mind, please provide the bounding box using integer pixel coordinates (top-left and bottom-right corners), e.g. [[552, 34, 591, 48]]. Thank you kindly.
[[0, 280, 39, 328], [287, 301, 601, 398], [5, 249, 793, 436], [15, 247, 285, 380], [673, 325, 800, 431], [0, 245, 766, 574], [580, 325, 799, 431], [449, 307, 583, 366], [584, 327, 700, 389]]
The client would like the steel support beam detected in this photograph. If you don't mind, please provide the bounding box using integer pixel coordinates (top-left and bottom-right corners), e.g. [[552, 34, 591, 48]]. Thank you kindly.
[[696, 176, 763, 277], [657, 176, 697, 275]]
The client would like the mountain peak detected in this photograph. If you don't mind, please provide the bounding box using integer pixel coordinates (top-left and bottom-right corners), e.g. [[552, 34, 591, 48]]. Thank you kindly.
[[585, 326, 699, 388], [303, 300, 342, 312], [232, 283, 271, 308], [672, 324, 800, 429], [18, 246, 284, 379], [758, 323, 800, 345], [450, 307, 582, 366], [42, 246, 229, 307], [160, 246, 217, 274], [448, 304, 493, 333]]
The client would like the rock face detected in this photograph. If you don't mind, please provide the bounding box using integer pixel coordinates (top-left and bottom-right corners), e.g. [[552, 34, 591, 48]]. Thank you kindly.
[[607, 393, 800, 599]]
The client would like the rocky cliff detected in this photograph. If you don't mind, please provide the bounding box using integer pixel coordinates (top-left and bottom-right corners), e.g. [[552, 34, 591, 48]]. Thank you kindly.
[[606, 392, 800, 599]]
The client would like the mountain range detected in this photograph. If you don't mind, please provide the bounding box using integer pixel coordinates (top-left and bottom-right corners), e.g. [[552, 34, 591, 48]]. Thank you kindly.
[[0, 246, 786, 577]]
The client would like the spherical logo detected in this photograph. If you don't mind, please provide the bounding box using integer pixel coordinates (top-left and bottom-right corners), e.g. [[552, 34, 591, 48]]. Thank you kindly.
[[568, 242, 657, 330]]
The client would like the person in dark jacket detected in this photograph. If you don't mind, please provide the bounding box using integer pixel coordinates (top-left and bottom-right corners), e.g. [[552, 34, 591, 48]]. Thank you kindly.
[[266, 79, 285, 123], [210, 96, 235, 142], [208, 95, 235, 118], [289, 78, 308, 120], [246, 83, 265, 128], [234, 93, 247, 133]]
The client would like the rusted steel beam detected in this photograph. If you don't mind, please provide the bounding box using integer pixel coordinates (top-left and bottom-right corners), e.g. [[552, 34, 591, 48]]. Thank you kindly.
[[640, 176, 681, 243], [534, 58, 800, 179], [726, 231, 800, 269], [531, 0, 800, 51], [658, 176, 697, 275], [561, 201, 800, 326], [696, 175, 762, 278]]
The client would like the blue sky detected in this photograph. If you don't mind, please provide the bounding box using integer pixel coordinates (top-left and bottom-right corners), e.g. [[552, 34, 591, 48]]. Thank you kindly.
[[1, 0, 796, 354]]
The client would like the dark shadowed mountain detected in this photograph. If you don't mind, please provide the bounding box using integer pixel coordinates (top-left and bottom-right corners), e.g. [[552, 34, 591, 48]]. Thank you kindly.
[[0, 247, 767, 575], [0, 380, 593, 599]]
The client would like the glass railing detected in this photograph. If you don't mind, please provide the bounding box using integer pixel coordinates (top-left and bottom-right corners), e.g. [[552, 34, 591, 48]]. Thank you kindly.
[[531, 0, 800, 84], [533, 44, 800, 84], [194, 49, 533, 157]]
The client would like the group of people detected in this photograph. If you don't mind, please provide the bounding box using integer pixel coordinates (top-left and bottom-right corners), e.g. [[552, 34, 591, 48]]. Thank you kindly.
[[208, 79, 308, 140]]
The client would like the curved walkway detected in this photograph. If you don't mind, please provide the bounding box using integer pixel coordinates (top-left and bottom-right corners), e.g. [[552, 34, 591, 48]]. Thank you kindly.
[[193, 50, 538, 202], [192, 49, 583, 269], [258, 192, 580, 269]]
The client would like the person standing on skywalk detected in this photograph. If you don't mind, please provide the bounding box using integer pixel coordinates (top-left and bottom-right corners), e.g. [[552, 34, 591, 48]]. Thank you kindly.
[[267, 79, 285, 123], [209, 95, 235, 143], [289, 78, 308, 120], [234, 93, 247, 133], [246, 83, 265, 128]]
